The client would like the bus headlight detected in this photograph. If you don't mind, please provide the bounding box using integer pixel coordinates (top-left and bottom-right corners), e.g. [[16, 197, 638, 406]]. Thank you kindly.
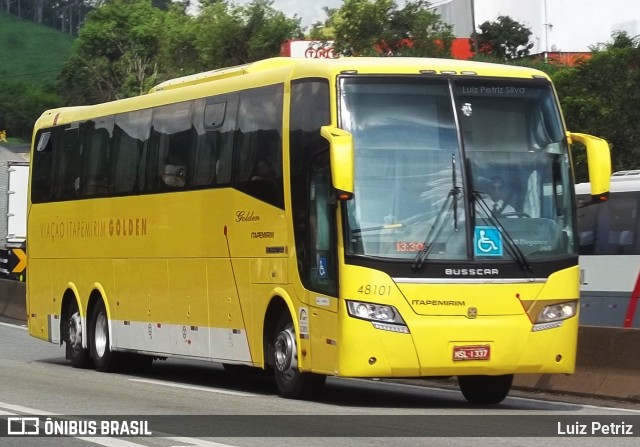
[[346, 300, 407, 327], [536, 301, 577, 323]]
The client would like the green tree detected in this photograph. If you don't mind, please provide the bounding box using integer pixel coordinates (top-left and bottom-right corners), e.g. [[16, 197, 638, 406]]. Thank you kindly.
[[59, 0, 165, 103], [0, 83, 60, 139], [552, 32, 640, 177], [194, 0, 302, 68], [324, 0, 454, 57], [59, 0, 302, 104], [472, 15, 533, 60], [156, 1, 201, 79]]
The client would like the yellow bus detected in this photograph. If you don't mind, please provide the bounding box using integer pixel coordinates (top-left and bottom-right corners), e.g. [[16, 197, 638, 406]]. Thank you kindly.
[[27, 57, 611, 404]]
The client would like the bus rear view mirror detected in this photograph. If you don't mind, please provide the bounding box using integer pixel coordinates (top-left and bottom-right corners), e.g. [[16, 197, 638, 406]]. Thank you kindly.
[[569, 132, 611, 202], [321, 126, 354, 200]]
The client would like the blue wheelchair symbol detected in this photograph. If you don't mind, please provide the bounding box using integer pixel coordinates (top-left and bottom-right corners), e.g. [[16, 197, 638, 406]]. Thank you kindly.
[[474, 226, 503, 257], [318, 257, 327, 278]]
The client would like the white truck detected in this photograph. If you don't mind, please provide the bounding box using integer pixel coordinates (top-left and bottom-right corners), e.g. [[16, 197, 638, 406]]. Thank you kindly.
[[0, 160, 28, 280]]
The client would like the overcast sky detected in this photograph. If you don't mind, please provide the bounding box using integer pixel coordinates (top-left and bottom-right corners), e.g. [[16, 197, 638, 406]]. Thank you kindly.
[[227, 0, 339, 28]]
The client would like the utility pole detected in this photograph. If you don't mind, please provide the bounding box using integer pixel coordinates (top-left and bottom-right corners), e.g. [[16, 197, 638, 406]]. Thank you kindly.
[[471, 0, 479, 55], [543, 0, 552, 62]]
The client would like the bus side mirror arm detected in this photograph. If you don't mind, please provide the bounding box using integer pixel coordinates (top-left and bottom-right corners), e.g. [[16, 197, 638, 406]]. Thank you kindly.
[[321, 126, 355, 200], [568, 132, 611, 202]]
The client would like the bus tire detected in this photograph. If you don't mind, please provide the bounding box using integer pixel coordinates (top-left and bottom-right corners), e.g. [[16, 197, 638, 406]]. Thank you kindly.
[[90, 300, 119, 372], [64, 299, 91, 368], [457, 374, 513, 404], [273, 312, 325, 399]]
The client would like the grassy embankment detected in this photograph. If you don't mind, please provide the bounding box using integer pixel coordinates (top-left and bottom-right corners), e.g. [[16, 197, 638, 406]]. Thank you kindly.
[[0, 12, 74, 144]]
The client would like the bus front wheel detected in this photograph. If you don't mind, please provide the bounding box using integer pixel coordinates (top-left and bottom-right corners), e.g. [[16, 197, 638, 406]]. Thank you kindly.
[[273, 312, 325, 399], [458, 374, 513, 404]]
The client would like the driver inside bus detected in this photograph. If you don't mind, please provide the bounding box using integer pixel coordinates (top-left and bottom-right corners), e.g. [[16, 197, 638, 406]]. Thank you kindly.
[[479, 175, 515, 217]]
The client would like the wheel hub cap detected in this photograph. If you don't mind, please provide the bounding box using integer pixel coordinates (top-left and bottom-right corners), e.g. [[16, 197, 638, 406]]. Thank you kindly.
[[274, 325, 297, 374], [68, 312, 82, 351]]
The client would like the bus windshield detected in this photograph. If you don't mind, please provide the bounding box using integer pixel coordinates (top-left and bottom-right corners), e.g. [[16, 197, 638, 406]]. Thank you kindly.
[[340, 77, 575, 262]]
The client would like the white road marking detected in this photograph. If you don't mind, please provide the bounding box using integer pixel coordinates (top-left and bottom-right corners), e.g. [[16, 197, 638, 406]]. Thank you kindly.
[[0, 401, 57, 415], [74, 437, 154, 447], [129, 378, 257, 397], [508, 394, 640, 414], [360, 379, 640, 414], [167, 437, 243, 447], [0, 321, 27, 330]]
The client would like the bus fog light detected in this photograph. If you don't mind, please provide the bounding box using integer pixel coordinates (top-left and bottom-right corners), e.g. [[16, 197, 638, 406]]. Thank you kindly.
[[537, 301, 577, 323]]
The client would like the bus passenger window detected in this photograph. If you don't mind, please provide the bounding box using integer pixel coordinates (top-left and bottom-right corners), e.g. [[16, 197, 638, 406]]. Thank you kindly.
[[32, 130, 55, 203], [56, 126, 82, 200], [151, 102, 193, 190]]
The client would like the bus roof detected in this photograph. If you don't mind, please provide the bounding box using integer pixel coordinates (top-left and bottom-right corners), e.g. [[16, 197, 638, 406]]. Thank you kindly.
[[148, 57, 551, 93], [34, 57, 552, 130]]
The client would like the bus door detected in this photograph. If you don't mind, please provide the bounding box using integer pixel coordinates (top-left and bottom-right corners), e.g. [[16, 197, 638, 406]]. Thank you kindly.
[[307, 152, 339, 373]]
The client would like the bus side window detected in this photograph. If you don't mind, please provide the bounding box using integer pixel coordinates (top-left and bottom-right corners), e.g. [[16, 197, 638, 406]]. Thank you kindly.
[[191, 96, 236, 188], [81, 117, 113, 198], [161, 131, 190, 189], [111, 124, 143, 194], [232, 85, 283, 208], [32, 130, 55, 203], [55, 125, 82, 200], [113, 110, 151, 194], [149, 102, 192, 191]]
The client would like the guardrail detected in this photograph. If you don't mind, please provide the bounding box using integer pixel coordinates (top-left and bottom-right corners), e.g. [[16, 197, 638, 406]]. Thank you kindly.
[[513, 327, 640, 402], [0, 278, 25, 321], [1, 278, 637, 402]]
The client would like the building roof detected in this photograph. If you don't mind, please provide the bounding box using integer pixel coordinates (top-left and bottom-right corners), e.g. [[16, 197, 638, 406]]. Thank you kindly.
[[0, 145, 30, 163]]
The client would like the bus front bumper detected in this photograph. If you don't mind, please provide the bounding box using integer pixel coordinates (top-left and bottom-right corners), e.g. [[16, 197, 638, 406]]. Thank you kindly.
[[335, 313, 578, 378]]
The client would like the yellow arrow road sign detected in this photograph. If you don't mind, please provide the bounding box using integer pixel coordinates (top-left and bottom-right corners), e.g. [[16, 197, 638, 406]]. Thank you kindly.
[[11, 248, 26, 273]]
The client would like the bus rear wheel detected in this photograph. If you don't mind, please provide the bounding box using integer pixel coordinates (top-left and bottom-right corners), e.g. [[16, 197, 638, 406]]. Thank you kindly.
[[64, 299, 91, 368], [273, 312, 325, 399], [90, 300, 120, 372], [458, 374, 513, 404]]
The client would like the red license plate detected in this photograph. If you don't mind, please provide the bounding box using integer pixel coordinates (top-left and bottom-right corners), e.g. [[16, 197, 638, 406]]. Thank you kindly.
[[453, 345, 491, 361]]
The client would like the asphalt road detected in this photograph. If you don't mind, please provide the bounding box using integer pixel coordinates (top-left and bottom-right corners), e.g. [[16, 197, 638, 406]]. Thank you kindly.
[[1, 317, 640, 447]]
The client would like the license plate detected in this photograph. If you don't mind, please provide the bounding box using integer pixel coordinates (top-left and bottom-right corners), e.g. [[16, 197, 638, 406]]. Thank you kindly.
[[453, 345, 491, 361]]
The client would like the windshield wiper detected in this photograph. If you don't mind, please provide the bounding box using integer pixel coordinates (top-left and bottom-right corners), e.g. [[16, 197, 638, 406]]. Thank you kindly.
[[412, 154, 461, 270], [472, 191, 533, 277]]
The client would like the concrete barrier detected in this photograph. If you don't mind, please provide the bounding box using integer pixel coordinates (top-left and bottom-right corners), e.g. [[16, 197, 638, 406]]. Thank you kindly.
[[513, 326, 640, 402], [0, 278, 26, 321], [0, 281, 638, 401]]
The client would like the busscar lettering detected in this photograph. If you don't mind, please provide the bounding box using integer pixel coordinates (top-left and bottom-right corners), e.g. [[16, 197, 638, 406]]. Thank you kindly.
[[445, 268, 499, 276]]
